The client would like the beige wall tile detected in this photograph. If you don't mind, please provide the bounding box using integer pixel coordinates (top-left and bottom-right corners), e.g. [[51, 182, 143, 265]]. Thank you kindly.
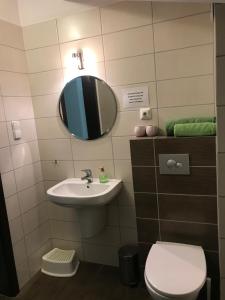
[[83, 243, 118, 266], [112, 82, 157, 111], [119, 206, 137, 228], [0, 45, 27, 73], [16, 259, 30, 289], [0, 19, 24, 49], [57, 9, 101, 43], [39, 139, 72, 161], [9, 216, 24, 244], [36, 117, 69, 139], [0, 147, 13, 173], [18, 182, 46, 214], [74, 160, 115, 179], [154, 13, 213, 52], [5, 194, 21, 221], [60, 36, 104, 68], [7, 119, 37, 145], [26, 45, 61, 73], [3, 97, 34, 121], [32, 93, 60, 118], [117, 183, 135, 207], [158, 104, 215, 134], [114, 159, 132, 183], [13, 239, 28, 270], [112, 136, 131, 160], [0, 122, 9, 148], [106, 54, 155, 86], [112, 109, 158, 137], [2, 171, 17, 197], [48, 203, 78, 222], [11, 141, 40, 169], [29, 69, 64, 96], [42, 160, 74, 181], [15, 163, 42, 192], [0, 72, 31, 97], [72, 137, 113, 160], [152, 2, 210, 23], [51, 220, 81, 241], [103, 25, 154, 60], [23, 20, 58, 50], [157, 75, 214, 108], [155, 44, 213, 80], [82, 226, 120, 246], [101, 2, 152, 34], [0, 98, 5, 121]]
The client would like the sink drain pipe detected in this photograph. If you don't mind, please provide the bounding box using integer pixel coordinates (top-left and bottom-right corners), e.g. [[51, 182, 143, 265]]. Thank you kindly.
[[206, 277, 211, 300]]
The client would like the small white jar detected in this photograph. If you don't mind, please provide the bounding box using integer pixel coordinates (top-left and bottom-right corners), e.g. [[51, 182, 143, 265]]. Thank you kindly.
[[134, 125, 146, 137]]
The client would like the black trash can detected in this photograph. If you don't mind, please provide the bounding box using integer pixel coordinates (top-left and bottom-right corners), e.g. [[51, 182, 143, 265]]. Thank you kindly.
[[118, 245, 139, 287]]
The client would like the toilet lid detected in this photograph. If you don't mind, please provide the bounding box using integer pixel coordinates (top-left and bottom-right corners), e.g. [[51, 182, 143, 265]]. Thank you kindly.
[[145, 242, 206, 298]]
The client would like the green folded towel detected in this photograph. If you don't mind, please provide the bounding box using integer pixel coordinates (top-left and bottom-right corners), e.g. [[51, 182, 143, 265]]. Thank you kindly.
[[174, 122, 216, 137], [166, 117, 216, 136]]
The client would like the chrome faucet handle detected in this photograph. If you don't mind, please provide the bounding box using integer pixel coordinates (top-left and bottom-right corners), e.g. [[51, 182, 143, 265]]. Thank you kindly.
[[81, 169, 92, 177]]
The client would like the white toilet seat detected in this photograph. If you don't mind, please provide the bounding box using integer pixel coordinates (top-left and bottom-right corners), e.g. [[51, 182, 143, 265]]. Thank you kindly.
[[144, 242, 206, 299]]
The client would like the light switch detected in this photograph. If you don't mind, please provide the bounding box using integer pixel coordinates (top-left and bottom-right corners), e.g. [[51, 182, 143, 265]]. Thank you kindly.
[[140, 107, 151, 120], [11, 121, 22, 140]]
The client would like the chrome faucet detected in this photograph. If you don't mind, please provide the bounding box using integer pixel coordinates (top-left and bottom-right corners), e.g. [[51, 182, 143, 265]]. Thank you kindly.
[[81, 169, 93, 184]]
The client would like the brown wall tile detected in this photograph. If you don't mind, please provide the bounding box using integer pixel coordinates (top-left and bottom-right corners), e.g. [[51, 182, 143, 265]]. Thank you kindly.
[[205, 251, 220, 277], [138, 242, 152, 266], [132, 167, 156, 193], [136, 218, 159, 244], [135, 193, 158, 219], [160, 220, 218, 251], [159, 194, 217, 224], [157, 167, 217, 195], [130, 139, 154, 166], [155, 137, 216, 166]]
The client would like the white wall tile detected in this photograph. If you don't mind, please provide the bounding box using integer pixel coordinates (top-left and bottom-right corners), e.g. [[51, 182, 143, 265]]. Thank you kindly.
[[0, 147, 13, 173], [217, 56, 225, 106], [13, 239, 28, 270], [32, 93, 60, 118], [217, 107, 225, 153], [51, 220, 81, 241], [72, 137, 113, 160], [7, 119, 37, 145], [29, 69, 64, 96], [0, 98, 5, 121], [18, 182, 46, 214], [35, 117, 69, 139], [82, 226, 120, 246], [155, 44, 213, 80], [120, 227, 137, 245], [117, 183, 135, 207], [74, 160, 115, 179], [0, 19, 24, 49], [154, 13, 213, 52], [2, 171, 17, 197], [9, 216, 24, 244], [5, 194, 21, 221], [0, 122, 9, 148], [15, 163, 42, 192], [11, 141, 40, 169], [101, 2, 152, 34], [39, 138, 72, 161], [119, 206, 136, 228], [3, 97, 34, 121], [220, 238, 225, 277], [0, 45, 27, 73], [26, 45, 61, 73], [103, 25, 154, 60], [57, 9, 101, 43], [48, 202, 78, 222], [112, 136, 131, 160], [158, 104, 215, 134], [157, 75, 214, 108], [60, 36, 104, 68], [42, 160, 74, 181], [23, 20, 58, 50], [83, 243, 118, 266], [152, 2, 210, 23], [106, 54, 155, 86], [218, 153, 225, 197], [114, 160, 132, 183], [0, 72, 31, 97]]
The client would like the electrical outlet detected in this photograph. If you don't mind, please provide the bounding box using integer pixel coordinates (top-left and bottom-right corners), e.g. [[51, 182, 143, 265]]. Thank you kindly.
[[140, 107, 151, 120]]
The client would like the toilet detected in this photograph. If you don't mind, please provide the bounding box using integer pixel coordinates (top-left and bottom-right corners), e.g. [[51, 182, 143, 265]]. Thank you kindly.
[[144, 242, 206, 300]]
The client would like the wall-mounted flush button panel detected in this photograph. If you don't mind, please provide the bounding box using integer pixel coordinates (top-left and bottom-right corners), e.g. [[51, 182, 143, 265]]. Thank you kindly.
[[159, 154, 190, 175], [140, 107, 151, 120]]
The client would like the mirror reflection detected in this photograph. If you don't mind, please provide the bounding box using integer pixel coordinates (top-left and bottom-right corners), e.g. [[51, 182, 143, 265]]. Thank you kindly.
[[59, 76, 117, 140]]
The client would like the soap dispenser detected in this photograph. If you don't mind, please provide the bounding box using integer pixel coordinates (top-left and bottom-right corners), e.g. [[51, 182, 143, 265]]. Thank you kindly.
[[99, 167, 109, 183]]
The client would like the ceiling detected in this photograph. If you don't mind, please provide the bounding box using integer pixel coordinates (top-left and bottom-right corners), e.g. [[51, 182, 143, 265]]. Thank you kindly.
[[66, 0, 225, 4]]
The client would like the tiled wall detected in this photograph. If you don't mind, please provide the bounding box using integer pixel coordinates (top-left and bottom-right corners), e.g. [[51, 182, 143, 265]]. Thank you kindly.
[[130, 137, 219, 299], [215, 4, 225, 299], [0, 19, 51, 288], [21, 2, 215, 269]]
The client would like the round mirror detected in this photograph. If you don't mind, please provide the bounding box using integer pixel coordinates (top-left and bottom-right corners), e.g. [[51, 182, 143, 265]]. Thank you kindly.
[[59, 75, 117, 140]]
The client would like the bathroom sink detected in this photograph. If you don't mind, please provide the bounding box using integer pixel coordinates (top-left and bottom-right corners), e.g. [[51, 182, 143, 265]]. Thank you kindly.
[[47, 178, 122, 208]]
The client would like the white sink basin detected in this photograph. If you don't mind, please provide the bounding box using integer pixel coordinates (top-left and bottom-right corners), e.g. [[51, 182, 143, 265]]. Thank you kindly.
[[47, 178, 122, 208]]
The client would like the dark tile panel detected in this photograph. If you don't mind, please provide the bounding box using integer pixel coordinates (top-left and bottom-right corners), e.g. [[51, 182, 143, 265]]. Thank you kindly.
[[132, 167, 156, 193], [158, 194, 217, 224], [205, 251, 220, 278], [155, 137, 216, 166], [135, 193, 158, 219], [130, 139, 154, 166], [157, 167, 217, 195], [136, 218, 159, 244], [160, 220, 218, 251], [138, 243, 152, 267]]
